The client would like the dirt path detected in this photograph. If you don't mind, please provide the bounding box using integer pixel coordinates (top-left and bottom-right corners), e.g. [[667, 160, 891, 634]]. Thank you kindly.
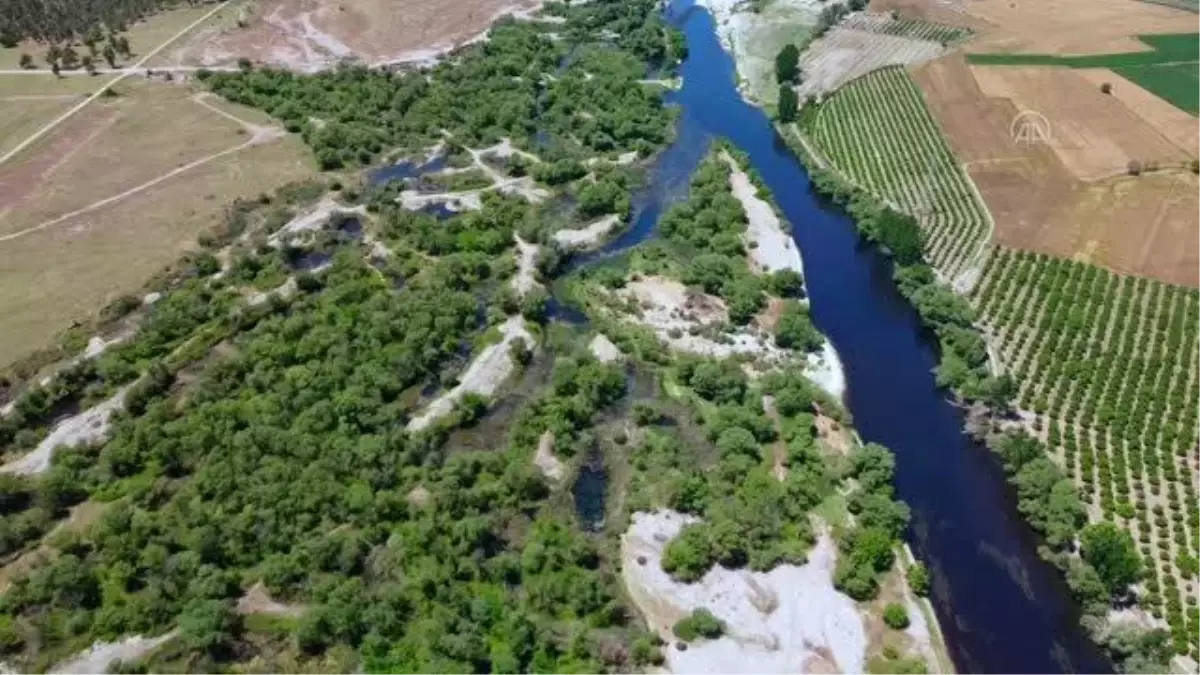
[[0, 92, 284, 244], [512, 234, 541, 297], [0, 386, 130, 475], [0, 0, 232, 168], [50, 631, 177, 674]]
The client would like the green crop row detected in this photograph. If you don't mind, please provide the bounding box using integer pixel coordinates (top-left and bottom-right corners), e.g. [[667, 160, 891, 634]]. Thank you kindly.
[[804, 66, 989, 278]]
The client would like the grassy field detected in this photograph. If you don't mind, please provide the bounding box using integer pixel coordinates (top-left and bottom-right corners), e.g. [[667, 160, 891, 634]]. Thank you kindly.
[[974, 248, 1200, 655], [1137, 0, 1199, 11], [967, 32, 1200, 113], [0, 79, 316, 367], [0, 74, 118, 157], [802, 66, 990, 278], [1115, 62, 1199, 115]]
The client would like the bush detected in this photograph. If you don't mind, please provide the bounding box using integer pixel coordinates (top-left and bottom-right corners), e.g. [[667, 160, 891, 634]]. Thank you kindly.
[[766, 269, 805, 298], [1080, 521, 1142, 596], [774, 300, 823, 352], [907, 562, 930, 596], [882, 602, 910, 630], [673, 608, 725, 642], [0, 615, 22, 653], [1100, 82, 1112, 94], [1126, 159, 1142, 176]]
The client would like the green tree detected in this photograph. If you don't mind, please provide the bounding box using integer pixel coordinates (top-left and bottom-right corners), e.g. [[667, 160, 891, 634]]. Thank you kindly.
[[774, 300, 822, 352], [775, 44, 799, 84], [767, 269, 804, 297], [1080, 522, 1142, 596], [778, 85, 799, 123], [18, 52, 33, 69], [0, 615, 23, 653], [179, 599, 241, 658], [102, 43, 117, 68]]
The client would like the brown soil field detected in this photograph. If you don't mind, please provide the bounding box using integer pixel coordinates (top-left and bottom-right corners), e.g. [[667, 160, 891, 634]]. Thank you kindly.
[[960, 0, 1196, 55], [160, 0, 541, 69], [1042, 171, 1198, 286], [971, 65, 1193, 180], [0, 79, 315, 367], [912, 54, 1199, 287]]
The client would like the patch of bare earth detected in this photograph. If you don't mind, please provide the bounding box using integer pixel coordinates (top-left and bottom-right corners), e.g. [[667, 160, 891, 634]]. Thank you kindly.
[[237, 581, 306, 618], [166, 0, 542, 69]]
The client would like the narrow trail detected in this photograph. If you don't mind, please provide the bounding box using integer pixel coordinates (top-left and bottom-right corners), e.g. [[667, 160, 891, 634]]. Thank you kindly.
[[0, 0, 232, 168], [0, 92, 283, 244]]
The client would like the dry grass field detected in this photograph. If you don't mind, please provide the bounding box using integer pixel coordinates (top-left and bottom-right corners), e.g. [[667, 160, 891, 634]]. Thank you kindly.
[[159, 0, 541, 69], [958, 0, 1196, 55], [970, 65, 1193, 180], [0, 79, 315, 366], [0, 75, 117, 157]]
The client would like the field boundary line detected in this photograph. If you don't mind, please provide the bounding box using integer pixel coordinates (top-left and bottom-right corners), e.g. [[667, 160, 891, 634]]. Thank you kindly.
[[949, 164, 995, 293], [0, 0, 232, 168]]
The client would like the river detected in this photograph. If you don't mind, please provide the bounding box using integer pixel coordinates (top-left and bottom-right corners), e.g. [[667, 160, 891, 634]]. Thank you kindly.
[[571, 2, 1113, 672]]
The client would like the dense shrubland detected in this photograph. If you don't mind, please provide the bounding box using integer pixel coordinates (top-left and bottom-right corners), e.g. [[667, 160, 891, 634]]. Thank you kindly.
[[0, 1, 692, 670], [200, 0, 681, 170], [657, 155, 767, 325]]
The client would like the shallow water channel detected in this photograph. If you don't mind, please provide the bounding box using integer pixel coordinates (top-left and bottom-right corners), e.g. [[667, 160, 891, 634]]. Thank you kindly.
[[564, 2, 1112, 672]]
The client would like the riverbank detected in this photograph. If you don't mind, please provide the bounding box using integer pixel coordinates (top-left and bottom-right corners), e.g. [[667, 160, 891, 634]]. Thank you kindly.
[[691, 0, 825, 105], [651, 2, 1112, 670]]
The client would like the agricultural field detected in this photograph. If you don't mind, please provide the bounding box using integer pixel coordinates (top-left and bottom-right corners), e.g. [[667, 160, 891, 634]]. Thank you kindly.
[[841, 12, 970, 44], [797, 13, 959, 98], [968, 32, 1200, 115], [973, 248, 1200, 656], [912, 52, 1199, 287], [802, 66, 990, 280]]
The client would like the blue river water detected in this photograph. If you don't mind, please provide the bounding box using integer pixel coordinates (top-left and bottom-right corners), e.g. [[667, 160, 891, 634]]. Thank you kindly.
[[579, 3, 1112, 673]]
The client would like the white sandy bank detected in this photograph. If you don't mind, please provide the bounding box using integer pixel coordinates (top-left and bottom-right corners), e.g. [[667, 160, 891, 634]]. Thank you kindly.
[[806, 341, 846, 400], [721, 153, 803, 276], [406, 316, 533, 431], [50, 632, 176, 674], [1, 387, 129, 476], [615, 277, 787, 361], [589, 333, 623, 363], [268, 196, 365, 246], [533, 430, 566, 482], [553, 214, 623, 250], [622, 510, 866, 674]]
